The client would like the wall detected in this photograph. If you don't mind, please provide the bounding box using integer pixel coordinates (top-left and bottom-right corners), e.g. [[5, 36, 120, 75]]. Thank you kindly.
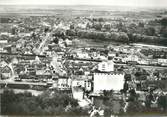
[[93, 73, 124, 92]]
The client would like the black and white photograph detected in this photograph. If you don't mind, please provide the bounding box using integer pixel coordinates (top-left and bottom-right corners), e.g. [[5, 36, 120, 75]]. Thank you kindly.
[[0, 0, 167, 116]]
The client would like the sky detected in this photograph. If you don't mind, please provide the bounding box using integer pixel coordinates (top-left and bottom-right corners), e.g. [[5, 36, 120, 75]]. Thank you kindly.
[[0, 0, 167, 7]]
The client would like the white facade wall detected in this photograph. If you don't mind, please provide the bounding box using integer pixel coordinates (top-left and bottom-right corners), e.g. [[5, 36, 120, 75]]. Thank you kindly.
[[98, 61, 114, 72], [126, 55, 139, 62], [0, 40, 8, 44], [58, 78, 68, 89], [158, 59, 167, 64], [72, 80, 85, 87], [77, 52, 90, 59], [2, 73, 11, 78], [93, 73, 124, 92]]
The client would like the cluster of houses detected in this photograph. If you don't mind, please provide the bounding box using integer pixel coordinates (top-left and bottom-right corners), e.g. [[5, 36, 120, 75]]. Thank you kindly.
[[1, 15, 167, 114]]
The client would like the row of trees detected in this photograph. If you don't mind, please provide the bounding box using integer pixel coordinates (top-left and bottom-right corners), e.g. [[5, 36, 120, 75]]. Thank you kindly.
[[65, 29, 167, 45], [66, 29, 129, 43], [89, 18, 167, 38]]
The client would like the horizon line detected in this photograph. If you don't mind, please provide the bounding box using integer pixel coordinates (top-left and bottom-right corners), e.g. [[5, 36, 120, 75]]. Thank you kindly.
[[0, 4, 167, 8]]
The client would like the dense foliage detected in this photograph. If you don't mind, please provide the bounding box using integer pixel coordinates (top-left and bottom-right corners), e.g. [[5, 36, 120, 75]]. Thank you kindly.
[[1, 89, 88, 116], [64, 17, 167, 46]]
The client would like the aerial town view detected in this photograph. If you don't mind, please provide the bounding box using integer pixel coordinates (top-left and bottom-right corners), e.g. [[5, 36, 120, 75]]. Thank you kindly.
[[0, 0, 167, 116]]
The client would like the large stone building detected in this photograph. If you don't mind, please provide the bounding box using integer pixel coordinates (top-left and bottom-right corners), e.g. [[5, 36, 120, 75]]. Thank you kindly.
[[94, 60, 124, 93], [93, 72, 124, 93]]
